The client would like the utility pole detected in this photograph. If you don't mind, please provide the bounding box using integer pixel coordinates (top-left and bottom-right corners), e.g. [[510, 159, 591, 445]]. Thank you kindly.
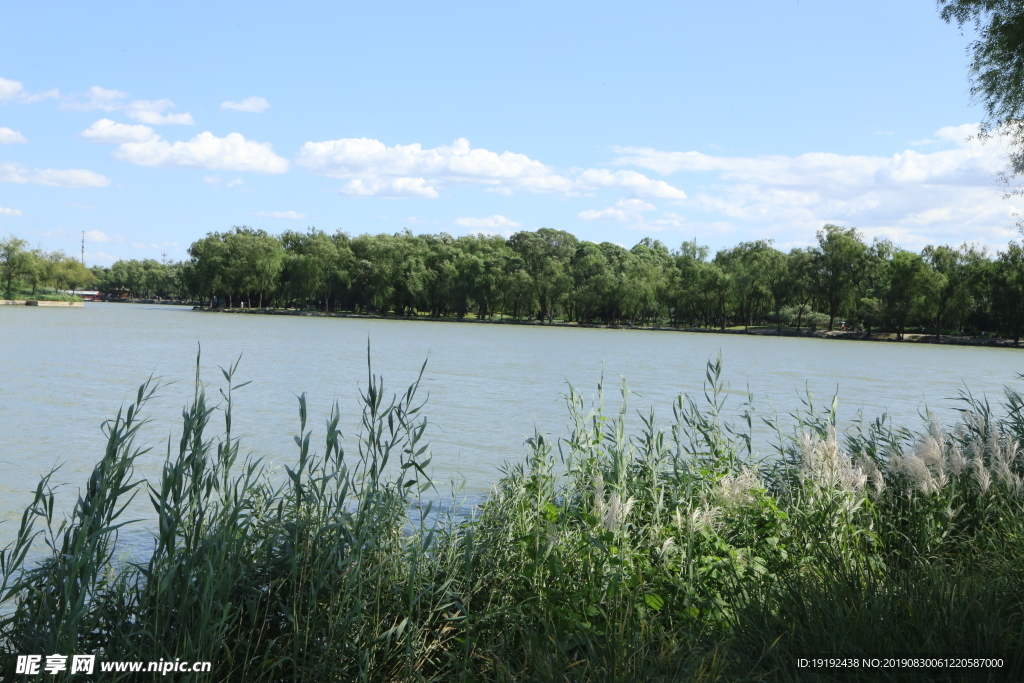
[[81, 231, 85, 265]]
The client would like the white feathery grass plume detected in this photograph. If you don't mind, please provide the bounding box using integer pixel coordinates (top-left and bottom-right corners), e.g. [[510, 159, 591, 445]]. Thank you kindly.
[[716, 468, 762, 507], [948, 443, 967, 478], [898, 452, 937, 495], [992, 436, 1022, 495], [674, 505, 720, 532], [901, 427, 949, 494], [855, 455, 886, 496], [691, 505, 721, 531], [958, 421, 1022, 495], [592, 474, 635, 532], [602, 492, 636, 532], [797, 427, 867, 494], [972, 454, 992, 494], [593, 474, 606, 513]]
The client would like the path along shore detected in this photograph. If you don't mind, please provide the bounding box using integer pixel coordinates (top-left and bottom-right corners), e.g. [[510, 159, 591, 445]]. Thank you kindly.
[[0, 300, 83, 307], [193, 306, 1023, 349]]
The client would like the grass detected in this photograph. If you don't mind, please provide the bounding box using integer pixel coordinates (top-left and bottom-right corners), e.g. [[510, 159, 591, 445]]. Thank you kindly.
[[2, 353, 1023, 681], [2, 283, 83, 301]]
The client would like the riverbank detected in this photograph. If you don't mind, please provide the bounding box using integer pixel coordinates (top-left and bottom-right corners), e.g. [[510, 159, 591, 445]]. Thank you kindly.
[[0, 299, 84, 307], [193, 305, 1023, 349]]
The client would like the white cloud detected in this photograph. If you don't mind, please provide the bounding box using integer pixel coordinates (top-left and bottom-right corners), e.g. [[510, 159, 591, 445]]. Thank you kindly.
[[84, 229, 114, 243], [61, 87, 194, 124], [125, 99, 195, 125], [0, 77, 23, 102], [60, 86, 128, 111], [131, 241, 179, 251], [0, 77, 59, 104], [579, 198, 657, 223], [569, 169, 685, 199], [255, 210, 306, 219], [297, 136, 685, 199], [81, 119, 157, 144], [0, 205, 22, 216], [0, 162, 110, 188], [338, 176, 439, 198], [227, 177, 245, 187], [221, 96, 269, 113], [108, 131, 289, 173], [612, 124, 1024, 249], [0, 127, 27, 144], [454, 215, 522, 229]]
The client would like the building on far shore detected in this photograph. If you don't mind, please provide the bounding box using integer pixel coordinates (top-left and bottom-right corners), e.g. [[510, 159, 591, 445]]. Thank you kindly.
[[58, 290, 101, 301]]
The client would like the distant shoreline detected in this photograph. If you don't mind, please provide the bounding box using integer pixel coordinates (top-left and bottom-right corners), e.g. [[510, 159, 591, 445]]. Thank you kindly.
[[190, 305, 1023, 349]]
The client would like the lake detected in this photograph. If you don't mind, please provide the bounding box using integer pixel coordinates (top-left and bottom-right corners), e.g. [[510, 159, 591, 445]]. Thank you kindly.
[[1, 303, 1022, 550]]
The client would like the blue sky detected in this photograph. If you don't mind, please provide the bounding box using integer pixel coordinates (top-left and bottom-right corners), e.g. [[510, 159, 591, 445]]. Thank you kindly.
[[0, 0, 1017, 264]]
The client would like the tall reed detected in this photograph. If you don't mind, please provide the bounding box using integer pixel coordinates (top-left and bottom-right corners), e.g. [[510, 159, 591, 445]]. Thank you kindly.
[[2, 353, 1022, 681]]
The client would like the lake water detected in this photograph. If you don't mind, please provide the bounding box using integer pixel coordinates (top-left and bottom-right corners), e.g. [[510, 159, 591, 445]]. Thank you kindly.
[[2, 303, 1022, 551]]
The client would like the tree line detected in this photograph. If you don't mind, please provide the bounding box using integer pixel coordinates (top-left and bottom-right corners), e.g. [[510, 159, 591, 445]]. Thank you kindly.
[[0, 235, 96, 299], [6, 226, 1024, 341]]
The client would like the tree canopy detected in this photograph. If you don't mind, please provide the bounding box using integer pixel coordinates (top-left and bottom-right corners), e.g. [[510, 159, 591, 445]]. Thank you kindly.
[[940, 1, 1024, 180], [8, 226, 1024, 341]]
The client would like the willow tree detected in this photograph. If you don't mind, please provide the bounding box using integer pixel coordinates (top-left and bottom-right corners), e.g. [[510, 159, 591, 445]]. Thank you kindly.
[[0, 235, 30, 298], [940, 1, 1024, 198], [811, 225, 868, 331]]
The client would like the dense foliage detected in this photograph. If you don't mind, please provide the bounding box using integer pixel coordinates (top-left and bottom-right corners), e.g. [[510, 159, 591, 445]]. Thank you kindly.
[[8, 225, 1024, 339], [940, 1, 1024, 181], [1, 356, 1022, 681], [0, 235, 95, 300], [171, 224, 1024, 339]]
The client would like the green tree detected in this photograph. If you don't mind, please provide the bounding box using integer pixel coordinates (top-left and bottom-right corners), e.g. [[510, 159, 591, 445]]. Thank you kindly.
[[0, 235, 30, 298], [224, 227, 284, 308], [992, 241, 1024, 342], [282, 229, 340, 312], [22, 248, 45, 295], [923, 243, 990, 332], [940, 1, 1024, 188], [508, 228, 578, 322], [883, 250, 946, 340], [183, 233, 229, 307], [810, 225, 868, 331], [715, 240, 777, 330], [787, 248, 818, 331]]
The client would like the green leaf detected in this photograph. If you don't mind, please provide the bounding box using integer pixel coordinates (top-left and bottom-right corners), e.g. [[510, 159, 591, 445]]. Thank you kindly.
[[643, 593, 664, 610], [542, 501, 559, 522]]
